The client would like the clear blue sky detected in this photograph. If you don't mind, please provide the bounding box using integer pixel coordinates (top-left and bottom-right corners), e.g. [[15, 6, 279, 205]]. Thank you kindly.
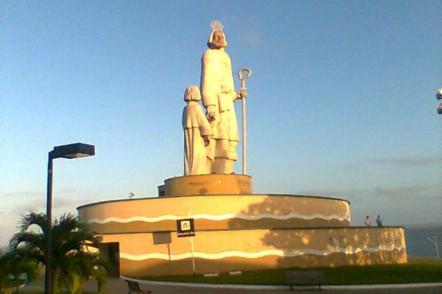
[[1, 1, 441, 246]]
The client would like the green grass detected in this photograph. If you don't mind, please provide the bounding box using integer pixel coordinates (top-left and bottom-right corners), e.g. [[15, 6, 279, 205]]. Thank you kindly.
[[141, 258, 442, 285], [18, 292, 96, 294]]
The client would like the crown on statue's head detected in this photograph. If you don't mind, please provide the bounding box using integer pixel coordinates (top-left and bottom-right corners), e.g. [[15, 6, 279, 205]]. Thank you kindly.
[[210, 20, 224, 32]]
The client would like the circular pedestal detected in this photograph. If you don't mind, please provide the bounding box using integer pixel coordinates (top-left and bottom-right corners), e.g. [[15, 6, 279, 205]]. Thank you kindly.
[[77, 194, 406, 277], [162, 174, 252, 196], [78, 194, 351, 233]]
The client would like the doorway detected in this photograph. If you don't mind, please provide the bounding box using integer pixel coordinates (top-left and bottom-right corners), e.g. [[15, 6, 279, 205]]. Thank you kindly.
[[99, 242, 120, 277]]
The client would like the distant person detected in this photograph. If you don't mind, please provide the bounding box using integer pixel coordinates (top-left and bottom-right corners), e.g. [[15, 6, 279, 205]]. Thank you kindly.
[[376, 214, 383, 227], [364, 215, 371, 227]]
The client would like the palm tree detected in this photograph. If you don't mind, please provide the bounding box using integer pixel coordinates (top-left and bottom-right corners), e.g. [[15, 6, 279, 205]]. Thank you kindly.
[[10, 212, 108, 294], [0, 249, 38, 293]]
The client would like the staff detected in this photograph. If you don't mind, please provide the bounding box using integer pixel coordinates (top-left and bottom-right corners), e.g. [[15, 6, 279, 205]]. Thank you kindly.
[[238, 67, 252, 175]]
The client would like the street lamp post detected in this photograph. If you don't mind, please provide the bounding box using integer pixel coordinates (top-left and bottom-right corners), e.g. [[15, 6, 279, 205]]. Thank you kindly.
[[45, 143, 95, 294]]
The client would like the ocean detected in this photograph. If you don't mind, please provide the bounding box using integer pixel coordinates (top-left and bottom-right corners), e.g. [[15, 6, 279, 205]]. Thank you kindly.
[[404, 224, 442, 258]]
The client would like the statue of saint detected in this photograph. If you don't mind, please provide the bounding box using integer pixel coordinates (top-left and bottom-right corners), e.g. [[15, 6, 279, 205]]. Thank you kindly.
[[182, 85, 213, 175], [200, 21, 247, 174]]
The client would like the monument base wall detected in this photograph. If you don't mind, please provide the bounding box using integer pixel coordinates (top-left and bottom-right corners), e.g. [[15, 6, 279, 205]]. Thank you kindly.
[[99, 227, 406, 277], [78, 194, 351, 232], [77, 195, 407, 278]]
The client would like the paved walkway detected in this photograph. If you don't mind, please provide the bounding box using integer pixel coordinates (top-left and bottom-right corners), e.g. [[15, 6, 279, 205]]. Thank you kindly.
[[133, 282, 442, 294], [20, 278, 442, 294]]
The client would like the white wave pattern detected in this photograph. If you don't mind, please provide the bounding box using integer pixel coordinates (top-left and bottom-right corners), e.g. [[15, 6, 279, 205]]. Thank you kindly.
[[87, 212, 348, 224], [120, 244, 405, 261]]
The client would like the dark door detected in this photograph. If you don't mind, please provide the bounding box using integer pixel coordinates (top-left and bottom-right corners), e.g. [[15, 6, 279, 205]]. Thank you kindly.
[[100, 242, 120, 277]]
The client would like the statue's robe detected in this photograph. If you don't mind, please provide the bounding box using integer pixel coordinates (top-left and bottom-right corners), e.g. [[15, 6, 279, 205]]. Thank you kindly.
[[200, 48, 239, 161], [182, 101, 212, 175]]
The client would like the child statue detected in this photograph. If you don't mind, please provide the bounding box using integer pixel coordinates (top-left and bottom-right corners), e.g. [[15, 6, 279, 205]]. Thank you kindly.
[[182, 85, 213, 175]]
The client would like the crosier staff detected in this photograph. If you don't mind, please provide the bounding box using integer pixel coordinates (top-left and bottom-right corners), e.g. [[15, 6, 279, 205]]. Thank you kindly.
[[238, 67, 252, 175]]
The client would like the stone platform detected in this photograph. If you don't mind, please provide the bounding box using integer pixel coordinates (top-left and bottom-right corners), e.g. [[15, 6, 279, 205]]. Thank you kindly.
[[77, 188, 407, 277], [159, 174, 253, 196]]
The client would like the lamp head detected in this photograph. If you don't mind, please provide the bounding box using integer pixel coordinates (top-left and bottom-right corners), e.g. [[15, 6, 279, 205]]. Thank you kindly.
[[51, 143, 95, 159]]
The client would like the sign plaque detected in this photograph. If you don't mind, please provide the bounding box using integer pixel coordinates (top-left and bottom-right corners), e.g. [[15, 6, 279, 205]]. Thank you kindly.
[[176, 218, 195, 237]]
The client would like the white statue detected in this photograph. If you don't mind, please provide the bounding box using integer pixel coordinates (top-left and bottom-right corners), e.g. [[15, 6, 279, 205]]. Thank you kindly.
[[182, 85, 213, 175], [200, 21, 247, 174]]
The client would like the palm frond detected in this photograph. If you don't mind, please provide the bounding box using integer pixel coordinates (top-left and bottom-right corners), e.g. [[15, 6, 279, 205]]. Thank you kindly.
[[19, 211, 47, 234], [9, 211, 108, 292]]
